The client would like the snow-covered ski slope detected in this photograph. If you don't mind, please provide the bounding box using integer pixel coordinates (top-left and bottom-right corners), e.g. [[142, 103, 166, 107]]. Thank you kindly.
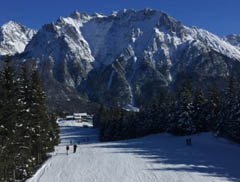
[[27, 120, 240, 182]]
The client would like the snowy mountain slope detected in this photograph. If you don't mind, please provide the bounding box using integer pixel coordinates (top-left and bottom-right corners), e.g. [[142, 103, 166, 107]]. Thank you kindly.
[[78, 10, 240, 106], [184, 27, 240, 60], [0, 21, 36, 56], [25, 12, 94, 64], [8, 9, 240, 110], [24, 12, 95, 88], [81, 9, 240, 65], [27, 120, 240, 182], [224, 34, 240, 49], [24, 9, 240, 77]]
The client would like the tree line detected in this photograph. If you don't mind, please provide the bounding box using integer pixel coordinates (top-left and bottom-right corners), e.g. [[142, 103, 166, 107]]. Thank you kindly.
[[0, 57, 59, 182], [93, 76, 240, 143]]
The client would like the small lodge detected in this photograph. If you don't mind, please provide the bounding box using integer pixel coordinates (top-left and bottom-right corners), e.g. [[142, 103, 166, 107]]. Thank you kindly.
[[65, 113, 92, 122]]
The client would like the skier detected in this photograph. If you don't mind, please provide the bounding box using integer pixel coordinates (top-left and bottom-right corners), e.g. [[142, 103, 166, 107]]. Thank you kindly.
[[186, 138, 192, 146], [66, 145, 70, 155], [73, 144, 77, 153]]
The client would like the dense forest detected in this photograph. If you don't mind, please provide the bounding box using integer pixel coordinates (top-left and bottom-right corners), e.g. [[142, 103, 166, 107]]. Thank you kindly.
[[0, 57, 59, 182], [94, 77, 240, 143]]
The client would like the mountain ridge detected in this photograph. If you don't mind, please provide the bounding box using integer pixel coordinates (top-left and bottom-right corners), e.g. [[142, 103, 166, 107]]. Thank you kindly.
[[1, 9, 240, 112]]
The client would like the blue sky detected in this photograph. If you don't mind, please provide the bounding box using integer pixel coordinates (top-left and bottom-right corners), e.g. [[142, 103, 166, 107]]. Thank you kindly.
[[0, 0, 239, 36]]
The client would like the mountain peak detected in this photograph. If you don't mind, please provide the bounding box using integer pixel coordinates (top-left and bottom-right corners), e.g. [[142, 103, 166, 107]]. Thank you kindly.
[[0, 21, 36, 56], [1, 20, 28, 32], [42, 22, 58, 33], [2, 20, 20, 27], [224, 34, 240, 47], [91, 12, 106, 18], [69, 10, 81, 19], [69, 10, 91, 21], [112, 8, 159, 18], [157, 11, 183, 32]]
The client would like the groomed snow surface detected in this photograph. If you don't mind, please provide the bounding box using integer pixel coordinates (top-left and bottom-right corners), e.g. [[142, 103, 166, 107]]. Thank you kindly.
[[27, 119, 240, 182]]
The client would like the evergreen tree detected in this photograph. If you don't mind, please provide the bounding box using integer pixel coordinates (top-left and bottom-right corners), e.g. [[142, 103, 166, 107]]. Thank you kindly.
[[93, 104, 105, 128], [95, 76, 240, 144], [0, 59, 59, 181], [171, 80, 195, 135], [221, 74, 240, 142], [148, 91, 170, 134], [29, 69, 50, 163], [0, 56, 21, 181], [157, 90, 173, 132], [192, 88, 208, 132], [136, 108, 150, 137], [13, 64, 34, 180], [165, 90, 176, 133], [206, 84, 221, 132], [146, 97, 160, 134]]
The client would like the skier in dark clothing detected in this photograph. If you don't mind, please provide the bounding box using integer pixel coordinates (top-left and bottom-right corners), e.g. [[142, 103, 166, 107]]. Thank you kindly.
[[66, 145, 70, 155], [186, 138, 192, 146], [73, 144, 77, 153]]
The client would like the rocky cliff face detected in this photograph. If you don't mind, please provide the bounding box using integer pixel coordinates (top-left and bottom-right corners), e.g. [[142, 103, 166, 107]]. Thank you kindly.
[[1, 9, 240, 112]]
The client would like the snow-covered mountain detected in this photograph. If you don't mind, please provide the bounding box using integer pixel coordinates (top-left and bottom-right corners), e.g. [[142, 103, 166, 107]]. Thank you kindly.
[[25, 9, 240, 62], [224, 34, 240, 48], [3, 9, 240, 111], [22, 10, 237, 61], [0, 21, 36, 56]]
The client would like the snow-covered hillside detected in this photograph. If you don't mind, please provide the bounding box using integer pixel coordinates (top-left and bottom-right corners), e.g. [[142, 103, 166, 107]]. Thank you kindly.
[[27, 120, 240, 182], [0, 21, 36, 56]]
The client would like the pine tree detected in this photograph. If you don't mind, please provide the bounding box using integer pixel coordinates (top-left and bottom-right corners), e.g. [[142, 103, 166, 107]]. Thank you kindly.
[[29, 69, 49, 163], [192, 88, 208, 132], [171, 80, 195, 135], [136, 107, 151, 137], [206, 84, 221, 132], [165, 90, 176, 133], [223, 74, 236, 118], [230, 75, 240, 142], [0, 59, 59, 181], [221, 74, 240, 142], [0, 56, 21, 181], [147, 97, 160, 134], [148, 91, 170, 134], [93, 104, 105, 128], [157, 90, 173, 132], [15, 64, 35, 178]]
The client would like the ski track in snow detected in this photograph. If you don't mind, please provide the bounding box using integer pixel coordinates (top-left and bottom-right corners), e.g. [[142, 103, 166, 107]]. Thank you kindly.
[[27, 120, 240, 182]]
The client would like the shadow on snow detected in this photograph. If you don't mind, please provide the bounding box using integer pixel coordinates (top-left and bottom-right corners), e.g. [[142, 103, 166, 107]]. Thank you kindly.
[[59, 125, 99, 145], [95, 133, 240, 182]]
